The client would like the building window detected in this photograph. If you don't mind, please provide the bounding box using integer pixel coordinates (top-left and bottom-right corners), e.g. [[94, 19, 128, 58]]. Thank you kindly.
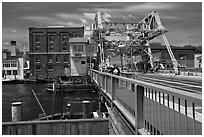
[[73, 45, 83, 52], [78, 45, 83, 52], [7, 70, 11, 75], [73, 45, 77, 51], [11, 61, 17, 67], [48, 64, 53, 70], [13, 70, 17, 75], [36, 65, 41, 70], [3, 62, 10, 68], [49, 35, 55, 51], [49, 35, 54, 42], [36, 35, 40, 42], [62, 35, 67, 41], [56, 55, 60, 63], [36, 55, 40, 63], [61, 35, 67, 51], [62, 43, 67, 51], [64, 54, 69, 62], [48, 55, 53, 63], [50, 43, 54, 51], [36, 43, 40, 51], [81, 61, 86, 64]]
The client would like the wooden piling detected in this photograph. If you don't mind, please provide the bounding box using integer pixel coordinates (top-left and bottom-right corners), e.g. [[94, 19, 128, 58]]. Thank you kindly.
[[82, 101, 91, 118], [11, 102, 22, 122]]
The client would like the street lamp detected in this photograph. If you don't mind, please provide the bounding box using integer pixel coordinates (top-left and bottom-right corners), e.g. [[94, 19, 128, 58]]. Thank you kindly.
[[42, 64, 48, 81], [118, 43, 125, 70]]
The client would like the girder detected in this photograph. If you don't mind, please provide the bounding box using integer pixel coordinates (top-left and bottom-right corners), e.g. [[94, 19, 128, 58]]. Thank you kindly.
[[93, 11, 179, 74]]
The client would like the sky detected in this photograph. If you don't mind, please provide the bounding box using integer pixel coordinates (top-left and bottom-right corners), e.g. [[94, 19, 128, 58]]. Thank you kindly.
[[2, 2, 202, 51]]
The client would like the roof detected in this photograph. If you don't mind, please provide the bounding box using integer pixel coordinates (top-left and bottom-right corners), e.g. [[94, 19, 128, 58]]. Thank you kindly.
[[150, 44, 196, 50], [3, 56, 19, 61], [69, 37, 88, 43]]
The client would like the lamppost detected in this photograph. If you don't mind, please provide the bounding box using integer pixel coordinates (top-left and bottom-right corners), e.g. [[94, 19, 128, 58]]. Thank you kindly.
[[42, 64, 48, 81], [118, 43, 125, 71]]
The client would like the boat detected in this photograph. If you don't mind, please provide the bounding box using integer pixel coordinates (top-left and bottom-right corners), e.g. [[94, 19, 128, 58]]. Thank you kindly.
[[45, 75, 94, 93], [2, 78, 36, 84], [45, 82, 95, 93]]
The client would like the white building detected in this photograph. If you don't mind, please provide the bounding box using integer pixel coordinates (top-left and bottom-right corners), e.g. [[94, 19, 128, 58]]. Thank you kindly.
[[69, 37, 97, 76], [194, 54, 202, 68], [3, 58, 27, 80]]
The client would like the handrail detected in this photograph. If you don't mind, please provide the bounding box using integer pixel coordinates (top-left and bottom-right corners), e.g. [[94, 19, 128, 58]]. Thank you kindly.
[[2, 118, 109, 125], [90, 69, 202, 135], [91, 69, 201, 105]]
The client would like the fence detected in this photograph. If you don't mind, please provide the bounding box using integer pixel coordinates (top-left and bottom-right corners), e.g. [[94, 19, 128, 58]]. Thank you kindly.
[[2, 118, 109, 135], [90, 69, 202, 135]]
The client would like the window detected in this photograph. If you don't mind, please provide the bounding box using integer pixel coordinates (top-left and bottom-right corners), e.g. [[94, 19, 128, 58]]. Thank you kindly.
[[64, 54, 69, 62], [11, 61, 17, 67], [49, 35, 54, 42], [36, 65, 41, 70], [81, 61, 86, 64], [50, 43, 54, 51], [7, 70, 11, 75], [48, 64, 53, 70], [48, 55, 53, 63], [62, 35, 67, 41], [36, 43, 40, 51], [73, 45, 77, 51], [73, 45, 83, 52], [36, 35, 40, 42], [49, 35, 54, 51], [3, 63, 10, 68], [36, 55, 40, 63], [56, 55, 60, 63], [78, 45, 83, 52], [13, 70, 17, 75], [62, 43, 67, 50]]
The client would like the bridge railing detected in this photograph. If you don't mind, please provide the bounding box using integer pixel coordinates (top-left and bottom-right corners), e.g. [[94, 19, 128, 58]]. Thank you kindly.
[[89, 69, 202, 135]]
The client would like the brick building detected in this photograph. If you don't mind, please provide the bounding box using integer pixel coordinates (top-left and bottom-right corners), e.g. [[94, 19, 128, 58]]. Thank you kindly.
[[151, 45, 196, 68], [29, 26, 84, 79]]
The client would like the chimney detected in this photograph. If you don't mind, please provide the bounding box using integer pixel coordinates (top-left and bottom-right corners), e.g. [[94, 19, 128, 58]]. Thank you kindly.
[[11, 41, 16, 56]]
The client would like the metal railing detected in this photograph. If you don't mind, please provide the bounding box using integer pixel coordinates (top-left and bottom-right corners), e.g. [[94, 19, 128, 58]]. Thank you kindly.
[[89, 69, 202, 135]]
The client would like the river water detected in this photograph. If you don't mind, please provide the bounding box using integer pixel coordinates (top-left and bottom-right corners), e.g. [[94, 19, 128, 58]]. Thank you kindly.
[[2, 83, 101, 122]]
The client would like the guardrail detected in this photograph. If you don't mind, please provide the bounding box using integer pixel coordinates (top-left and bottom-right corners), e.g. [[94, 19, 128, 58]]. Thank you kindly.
[[2, 119, 109, 135], [89, 69, 202, 135]]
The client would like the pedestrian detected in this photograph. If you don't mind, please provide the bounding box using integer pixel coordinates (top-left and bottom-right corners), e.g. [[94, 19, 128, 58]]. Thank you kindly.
[[112, 64, 121, 75]]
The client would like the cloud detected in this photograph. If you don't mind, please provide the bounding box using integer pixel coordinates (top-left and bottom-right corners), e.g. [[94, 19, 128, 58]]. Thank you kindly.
[[126, 2, 177, 12], [55, 13, 83, 20], [84, 12, 95, 20], [3, 42, 10, 45], [21, 15, 83, 27], [80, 19, 87, 24], [81, 2, 177, 19]]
